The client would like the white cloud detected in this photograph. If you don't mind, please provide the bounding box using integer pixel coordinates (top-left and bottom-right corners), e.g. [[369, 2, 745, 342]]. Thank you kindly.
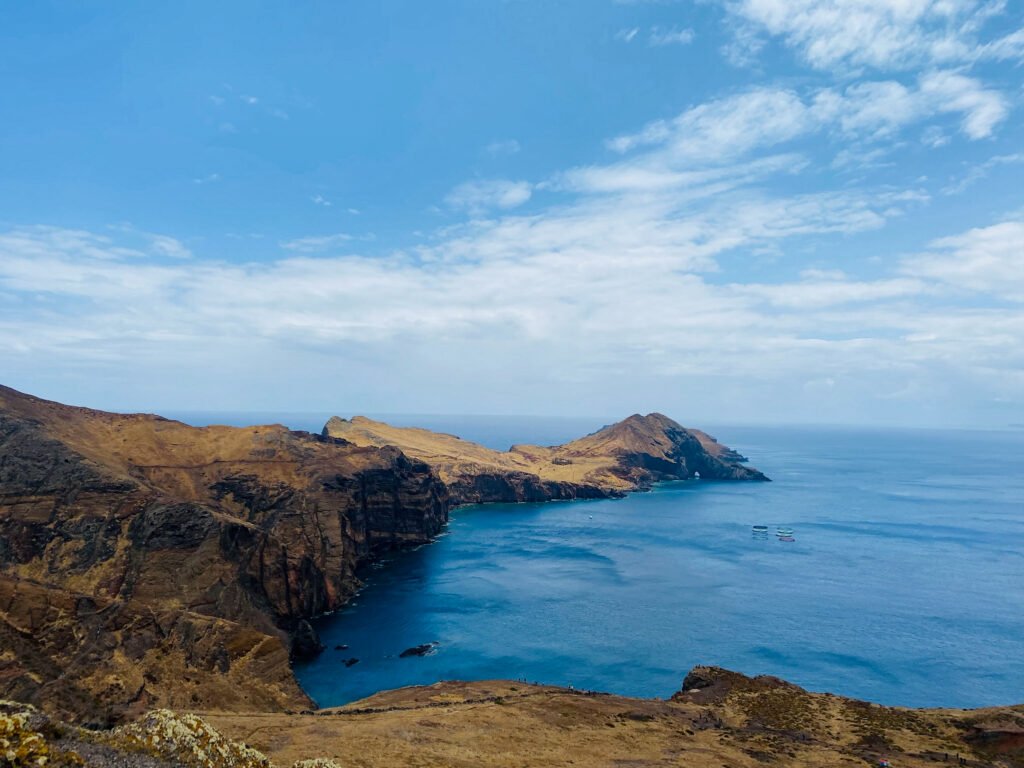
[[918, 70, 1007, 139], [616, 27, 641, 43], [608, 87, 811, 158], [2, 213, 1020, 421], [4, 63, 1021, 423], [148, 234, 192, 260], [921, 125, 951, 148], [941, 153, 1024, 194], [311, 194, 332, 207], [445, 179, 533, 214], [903, 219, 1024, 300], [722, 0, 1023, 72], [735, 275, 926, 308], [484, 139, 521, 155], [649, 27, 695, 46], [2, 200, 1021, 423], [978, 27, 1024, 61], [280, 233, 355, 252], [192, 173, 221, 185], [607, 73, 1006, 171]]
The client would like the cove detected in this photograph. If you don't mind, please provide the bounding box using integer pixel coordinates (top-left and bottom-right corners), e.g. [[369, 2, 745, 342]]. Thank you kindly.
[[295, 425, 1024, 710]]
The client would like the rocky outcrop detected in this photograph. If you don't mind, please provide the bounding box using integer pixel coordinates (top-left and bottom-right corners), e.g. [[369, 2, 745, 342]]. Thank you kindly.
[[324, 412, 767, 504], [0, 385, 449, 723]]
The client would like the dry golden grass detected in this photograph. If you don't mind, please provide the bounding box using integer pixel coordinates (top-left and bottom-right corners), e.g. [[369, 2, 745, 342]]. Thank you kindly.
[[200, 674, 1024, 768]]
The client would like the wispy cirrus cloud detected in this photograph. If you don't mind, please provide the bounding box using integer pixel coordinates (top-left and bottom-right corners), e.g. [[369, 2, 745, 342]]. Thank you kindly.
[[648, 26, 695, 46], [942, 153, 1024, 195], [605, 74, 1006, 173], [617, 25, 695, 46], [721, 0, 1024, 72], [445, 179, 533, 214], [484, 139, 521, 156], [280, 233, 355, 252], [902, 219, 1024, 301]]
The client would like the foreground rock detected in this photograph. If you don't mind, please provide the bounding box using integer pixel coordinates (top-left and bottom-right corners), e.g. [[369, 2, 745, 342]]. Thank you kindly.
[[0, 699, 342, 767], [324, 412, 768, 504], [0, 385, 448, 723]]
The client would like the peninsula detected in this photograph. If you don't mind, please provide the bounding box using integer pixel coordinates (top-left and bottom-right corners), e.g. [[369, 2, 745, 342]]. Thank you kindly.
[[324, 412, 768, 504]]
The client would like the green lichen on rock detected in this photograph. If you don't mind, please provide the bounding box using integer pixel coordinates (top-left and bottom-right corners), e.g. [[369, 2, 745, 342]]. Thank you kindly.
[[109, 710, 274, 768], [0, 702, 84, 768]]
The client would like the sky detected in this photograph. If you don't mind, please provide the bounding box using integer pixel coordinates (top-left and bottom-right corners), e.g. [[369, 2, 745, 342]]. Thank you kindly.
[[1, 0, 1022, 427]]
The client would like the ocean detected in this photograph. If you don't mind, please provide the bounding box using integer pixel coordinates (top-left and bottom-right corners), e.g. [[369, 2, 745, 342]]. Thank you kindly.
[[169, 413, 1024, 709]]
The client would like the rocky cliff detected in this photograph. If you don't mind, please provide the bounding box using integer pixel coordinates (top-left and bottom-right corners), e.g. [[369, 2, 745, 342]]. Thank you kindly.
[[323, 412, 768, 504], [0, 385, 448, 724]]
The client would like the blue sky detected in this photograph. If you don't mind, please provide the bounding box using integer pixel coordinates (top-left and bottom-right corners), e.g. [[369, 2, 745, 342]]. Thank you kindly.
[[1, 0, 1022, 427]]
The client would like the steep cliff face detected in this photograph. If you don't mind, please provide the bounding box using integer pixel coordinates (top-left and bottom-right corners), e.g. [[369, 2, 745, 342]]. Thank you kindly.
[[323, 412, 767, 504], [0, 385, 448, 723]]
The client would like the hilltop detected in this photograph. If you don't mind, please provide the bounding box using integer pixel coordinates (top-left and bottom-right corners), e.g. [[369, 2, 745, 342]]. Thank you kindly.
[[323, 412, 767, 504]]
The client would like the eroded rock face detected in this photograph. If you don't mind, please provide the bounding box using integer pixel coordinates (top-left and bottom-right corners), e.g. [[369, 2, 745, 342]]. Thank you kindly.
[[0, 385, 449, 723]]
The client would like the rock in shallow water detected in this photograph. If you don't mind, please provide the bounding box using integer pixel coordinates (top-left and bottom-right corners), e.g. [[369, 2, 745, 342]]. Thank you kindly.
[[399, 643, 439, 658], [291, 620, 325, 661]]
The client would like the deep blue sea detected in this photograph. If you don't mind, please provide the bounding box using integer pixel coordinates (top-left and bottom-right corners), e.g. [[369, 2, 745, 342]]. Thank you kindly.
[[170, 413, 1024, 709]]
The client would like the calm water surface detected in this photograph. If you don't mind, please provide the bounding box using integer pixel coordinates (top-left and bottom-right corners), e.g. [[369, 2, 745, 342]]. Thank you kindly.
[[173, 413, 1024, 709]]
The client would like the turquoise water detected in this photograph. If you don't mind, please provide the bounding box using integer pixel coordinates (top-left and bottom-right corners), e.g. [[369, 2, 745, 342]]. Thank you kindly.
[[171, 414, 1024, 709]]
